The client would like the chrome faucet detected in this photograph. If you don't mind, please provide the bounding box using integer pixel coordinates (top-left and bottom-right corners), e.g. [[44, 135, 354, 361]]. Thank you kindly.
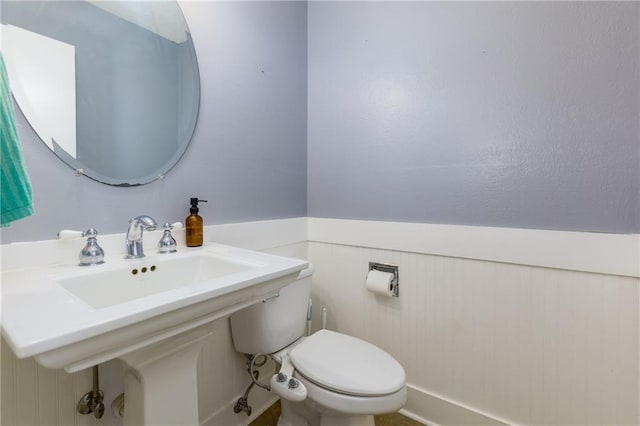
[[125, 215, 157, 259]]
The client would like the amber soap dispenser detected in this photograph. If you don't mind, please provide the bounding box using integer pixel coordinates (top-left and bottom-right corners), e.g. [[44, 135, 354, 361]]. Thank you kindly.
[[185, 197, 208, 247]]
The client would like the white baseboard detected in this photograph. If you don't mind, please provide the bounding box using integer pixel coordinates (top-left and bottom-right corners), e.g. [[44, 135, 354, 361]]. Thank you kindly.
[[403, 384, 513, 426], [308, 217, 639, 277], [202, 384, 510, 426]]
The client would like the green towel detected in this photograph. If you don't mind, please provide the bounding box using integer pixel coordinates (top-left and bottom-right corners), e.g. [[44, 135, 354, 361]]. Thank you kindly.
[[1, 52, 34, 227]]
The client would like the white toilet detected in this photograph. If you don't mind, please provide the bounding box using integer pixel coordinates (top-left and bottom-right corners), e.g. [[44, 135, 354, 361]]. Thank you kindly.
[[229, 266, 407, 426]]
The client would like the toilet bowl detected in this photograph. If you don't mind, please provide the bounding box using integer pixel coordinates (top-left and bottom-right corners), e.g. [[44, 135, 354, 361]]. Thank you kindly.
[[229, 266, 407, 426], [281, 329, 406, 426]]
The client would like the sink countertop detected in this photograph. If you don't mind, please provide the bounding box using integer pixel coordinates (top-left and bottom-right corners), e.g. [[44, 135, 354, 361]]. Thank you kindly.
[[1, 242, 308, 361]]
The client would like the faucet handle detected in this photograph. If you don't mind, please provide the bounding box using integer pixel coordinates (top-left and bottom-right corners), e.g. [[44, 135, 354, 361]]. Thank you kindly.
[[58, 229, 85, 239], [160, 222, 182, 230], [83, 228, 99, 238], [158, 223, 178, 254], [79, 228, 105, 266], [58, 228, 101, 239]]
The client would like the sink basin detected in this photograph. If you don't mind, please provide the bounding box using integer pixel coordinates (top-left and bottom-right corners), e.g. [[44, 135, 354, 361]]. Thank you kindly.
[[1, 242, 307, 371], [57, 252, 255, 309]]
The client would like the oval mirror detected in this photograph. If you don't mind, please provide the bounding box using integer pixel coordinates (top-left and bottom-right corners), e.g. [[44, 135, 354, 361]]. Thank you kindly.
[[1, 0, 200, 186]]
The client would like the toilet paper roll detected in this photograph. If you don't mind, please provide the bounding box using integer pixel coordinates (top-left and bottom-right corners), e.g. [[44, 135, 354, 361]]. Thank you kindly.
[[366, 269, 395, 297]]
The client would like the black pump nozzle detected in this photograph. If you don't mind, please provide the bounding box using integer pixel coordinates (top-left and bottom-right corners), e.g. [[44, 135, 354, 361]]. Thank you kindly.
[[190, 197, 208, 214]]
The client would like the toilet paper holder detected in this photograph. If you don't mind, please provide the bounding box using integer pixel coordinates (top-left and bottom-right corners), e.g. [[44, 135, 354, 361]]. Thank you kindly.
[[368, 262, 399, 297]]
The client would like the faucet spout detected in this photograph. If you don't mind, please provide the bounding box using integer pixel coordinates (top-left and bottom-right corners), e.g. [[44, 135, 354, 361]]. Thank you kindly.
[[125, 215, 157, 259]]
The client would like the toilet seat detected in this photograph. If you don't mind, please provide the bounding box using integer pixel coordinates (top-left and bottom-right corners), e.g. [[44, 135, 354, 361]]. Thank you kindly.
[[289, 330, 405, 397], [295, 373, 407, 416]]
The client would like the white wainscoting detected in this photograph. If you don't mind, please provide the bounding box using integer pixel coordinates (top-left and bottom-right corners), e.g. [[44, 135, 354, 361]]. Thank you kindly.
[[0, 218, 307, 426], [307, 218, 640, 278], [307, 224, 639, 425]]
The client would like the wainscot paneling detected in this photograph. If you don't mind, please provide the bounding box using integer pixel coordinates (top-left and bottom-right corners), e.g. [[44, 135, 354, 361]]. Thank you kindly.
[[307, 239, 639, 425]]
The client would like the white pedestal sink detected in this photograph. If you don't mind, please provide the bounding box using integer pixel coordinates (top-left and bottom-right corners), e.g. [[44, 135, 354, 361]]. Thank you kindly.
[[2, 242, 307, 425], [119, 325, 213, 426]]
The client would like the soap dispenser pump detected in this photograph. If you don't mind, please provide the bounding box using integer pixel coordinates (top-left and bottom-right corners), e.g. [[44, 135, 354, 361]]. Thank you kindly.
[[185, 197, 208, 247]]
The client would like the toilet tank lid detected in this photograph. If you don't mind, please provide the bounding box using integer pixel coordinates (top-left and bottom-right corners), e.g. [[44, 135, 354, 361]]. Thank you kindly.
[[289, 329, 406, 396]]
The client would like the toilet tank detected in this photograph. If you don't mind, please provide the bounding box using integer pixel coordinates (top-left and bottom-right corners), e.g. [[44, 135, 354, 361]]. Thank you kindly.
[[230, 265, 313, 355]]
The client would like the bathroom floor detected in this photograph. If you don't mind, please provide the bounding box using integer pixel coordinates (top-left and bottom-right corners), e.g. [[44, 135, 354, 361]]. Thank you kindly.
[[249, 401, 424, 426]]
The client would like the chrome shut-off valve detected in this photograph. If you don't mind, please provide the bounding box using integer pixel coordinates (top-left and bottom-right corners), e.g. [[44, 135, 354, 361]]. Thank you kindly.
[[77, 365, 105, 419]]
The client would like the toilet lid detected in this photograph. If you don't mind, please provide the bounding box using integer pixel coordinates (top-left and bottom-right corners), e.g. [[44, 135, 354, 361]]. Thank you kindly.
[[289, 329, 405, 397]]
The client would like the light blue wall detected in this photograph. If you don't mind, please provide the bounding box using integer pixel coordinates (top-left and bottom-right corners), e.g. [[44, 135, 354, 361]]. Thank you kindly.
[[3, 1, 638, 243], [307, 1, 640, 233], [1, 1, 308, 243]]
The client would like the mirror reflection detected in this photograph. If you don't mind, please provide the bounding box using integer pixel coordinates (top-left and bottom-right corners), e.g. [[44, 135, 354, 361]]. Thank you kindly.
[[1, 1, 200, 186]]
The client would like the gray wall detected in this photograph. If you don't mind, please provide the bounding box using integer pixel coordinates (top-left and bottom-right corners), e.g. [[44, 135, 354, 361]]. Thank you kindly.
[[1, 1, 308, 243], [3, 1, 638, 243], [307, 1, 640, 233]]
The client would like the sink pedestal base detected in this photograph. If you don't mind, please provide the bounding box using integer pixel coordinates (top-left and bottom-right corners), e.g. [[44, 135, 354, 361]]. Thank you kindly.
[[119, 325, 213, 426]]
